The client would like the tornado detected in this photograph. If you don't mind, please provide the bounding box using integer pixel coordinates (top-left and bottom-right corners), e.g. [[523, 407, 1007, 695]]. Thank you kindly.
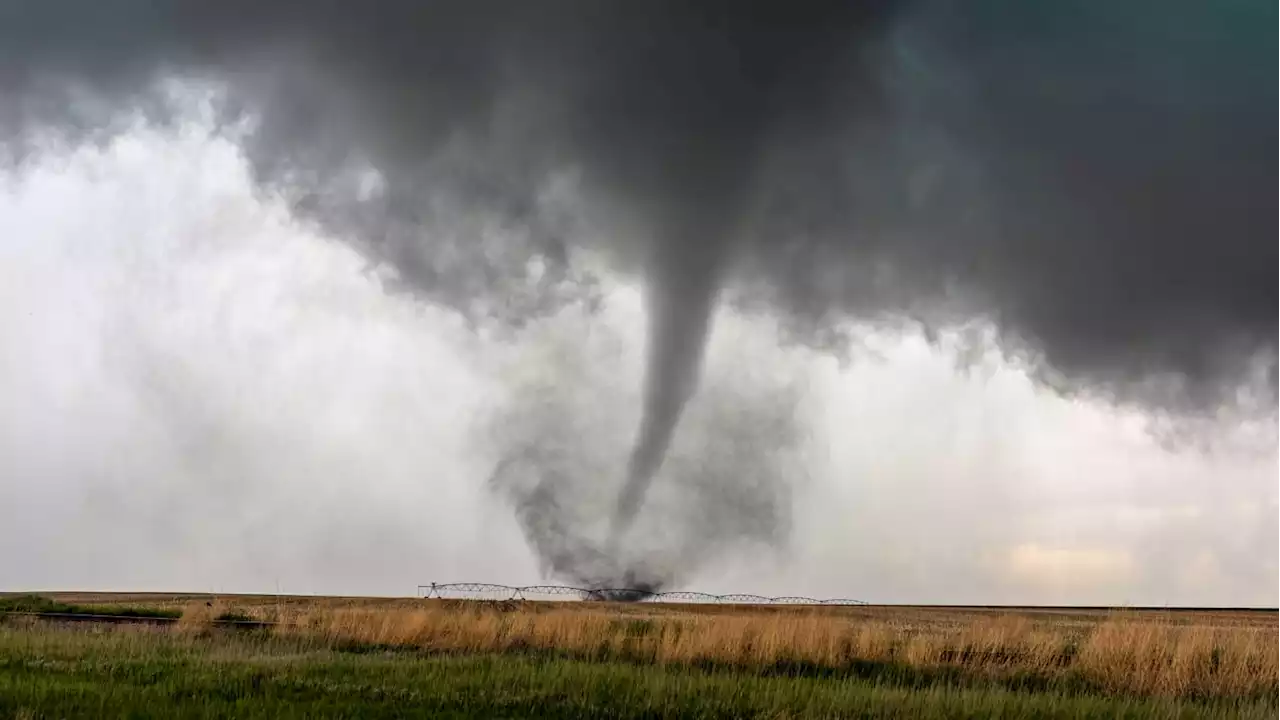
[[613, 232, 729, 539], [0, 0, 1274, 590]]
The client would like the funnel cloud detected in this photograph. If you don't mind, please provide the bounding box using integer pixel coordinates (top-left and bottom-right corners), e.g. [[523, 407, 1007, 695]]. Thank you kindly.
[[1, 1, 1274, 590], [480, 301, 808, 591]]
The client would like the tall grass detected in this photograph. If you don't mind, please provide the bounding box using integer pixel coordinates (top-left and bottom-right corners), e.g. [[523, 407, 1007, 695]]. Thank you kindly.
[[4, 623, 1272, 720], [16, 593, 1272, 700], [180, 603, 1278, 700]]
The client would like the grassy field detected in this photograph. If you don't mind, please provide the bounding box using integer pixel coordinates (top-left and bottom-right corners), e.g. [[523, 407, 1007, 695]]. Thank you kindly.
[[0, 593, 1275, 719]]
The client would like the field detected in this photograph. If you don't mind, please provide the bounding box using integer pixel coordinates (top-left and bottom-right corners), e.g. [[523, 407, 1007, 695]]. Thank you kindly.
[[0, 593, 1275, 718]]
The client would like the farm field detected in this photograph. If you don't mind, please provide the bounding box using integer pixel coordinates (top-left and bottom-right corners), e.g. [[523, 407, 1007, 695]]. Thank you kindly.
[[0, 592, 1276, 719]]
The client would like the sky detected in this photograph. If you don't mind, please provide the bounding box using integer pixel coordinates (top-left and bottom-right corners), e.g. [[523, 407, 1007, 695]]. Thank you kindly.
[[0, 93, 1274, 606]]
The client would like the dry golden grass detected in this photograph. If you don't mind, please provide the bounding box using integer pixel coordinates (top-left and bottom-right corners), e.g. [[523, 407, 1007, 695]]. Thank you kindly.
[[173, 598, 230, 632], [40, 592, 1276, 700], [226, 601, 1275, 699]]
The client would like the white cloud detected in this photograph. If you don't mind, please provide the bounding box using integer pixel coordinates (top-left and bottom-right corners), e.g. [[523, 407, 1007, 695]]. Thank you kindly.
[[1000, 544, 1135, 601]]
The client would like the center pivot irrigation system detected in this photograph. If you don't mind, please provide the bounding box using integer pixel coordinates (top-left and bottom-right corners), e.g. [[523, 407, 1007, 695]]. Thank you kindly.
[[417, 583, 868, 605]]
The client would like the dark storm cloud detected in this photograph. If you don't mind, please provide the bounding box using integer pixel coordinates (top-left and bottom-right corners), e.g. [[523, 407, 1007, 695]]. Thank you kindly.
[[4, 0, 1270, 396], [748, 1, 1277, 408], [2, 0, 1274, 586]]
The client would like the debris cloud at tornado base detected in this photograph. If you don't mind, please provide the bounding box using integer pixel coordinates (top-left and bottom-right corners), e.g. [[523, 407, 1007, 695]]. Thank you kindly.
[[0, 1, 1274, 590], [479, 296, 811, 592]]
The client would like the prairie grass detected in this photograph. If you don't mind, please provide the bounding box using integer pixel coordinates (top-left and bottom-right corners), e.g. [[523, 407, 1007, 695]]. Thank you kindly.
[[193, 601, 1279, 700], [1, 622, 1275, 719], [14, 593, 1275, 703]]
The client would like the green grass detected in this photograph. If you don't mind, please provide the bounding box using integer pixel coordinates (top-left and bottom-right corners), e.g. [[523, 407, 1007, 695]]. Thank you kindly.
[[0, 595, 181, 620], [0, 623, 1273, 719]]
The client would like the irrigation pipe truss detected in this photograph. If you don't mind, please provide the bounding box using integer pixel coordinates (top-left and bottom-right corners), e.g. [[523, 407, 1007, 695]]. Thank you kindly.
[[418, 583, 868, 605]]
